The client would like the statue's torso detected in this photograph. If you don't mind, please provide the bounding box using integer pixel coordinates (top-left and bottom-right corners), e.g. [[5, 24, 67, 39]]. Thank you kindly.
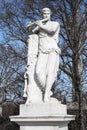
[[38, 21, 60, 54]]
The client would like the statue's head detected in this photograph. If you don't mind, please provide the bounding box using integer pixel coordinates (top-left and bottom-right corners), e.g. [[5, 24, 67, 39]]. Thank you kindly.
[[41, 8, 51, 20]]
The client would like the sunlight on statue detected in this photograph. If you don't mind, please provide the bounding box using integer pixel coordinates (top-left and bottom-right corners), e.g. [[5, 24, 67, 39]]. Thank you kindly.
[[23, 7, 61, 103]]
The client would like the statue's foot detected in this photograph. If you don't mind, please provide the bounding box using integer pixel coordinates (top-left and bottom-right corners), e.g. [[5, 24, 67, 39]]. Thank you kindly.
[[44, 97, 49, 102], [25, 99, 31, 104], [44, 96, 58, 102], [44, 91, 52, 102]]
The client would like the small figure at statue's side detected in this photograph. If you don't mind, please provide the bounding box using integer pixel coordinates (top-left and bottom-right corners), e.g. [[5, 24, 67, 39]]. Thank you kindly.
[[23, 8, 61, 103]]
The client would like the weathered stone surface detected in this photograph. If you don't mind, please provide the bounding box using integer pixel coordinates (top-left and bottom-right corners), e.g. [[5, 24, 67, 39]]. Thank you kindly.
[[20, 101, 67, 116]]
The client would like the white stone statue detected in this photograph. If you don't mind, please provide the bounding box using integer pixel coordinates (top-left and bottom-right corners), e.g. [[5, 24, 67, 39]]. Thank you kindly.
[[23, 8, 61, 103]]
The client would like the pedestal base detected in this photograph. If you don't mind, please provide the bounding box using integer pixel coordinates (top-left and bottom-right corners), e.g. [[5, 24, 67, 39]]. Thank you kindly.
[[10, 101, 75, 130], [10, 115, 74, 130]]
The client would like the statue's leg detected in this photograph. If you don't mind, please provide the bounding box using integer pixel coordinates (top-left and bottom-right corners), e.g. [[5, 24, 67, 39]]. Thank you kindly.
[[44, 52, 59, 102], [35, 52, 48, 90]]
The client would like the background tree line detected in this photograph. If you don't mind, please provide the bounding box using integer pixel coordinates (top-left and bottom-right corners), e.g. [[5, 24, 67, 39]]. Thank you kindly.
[[0, 0, 87, 130]]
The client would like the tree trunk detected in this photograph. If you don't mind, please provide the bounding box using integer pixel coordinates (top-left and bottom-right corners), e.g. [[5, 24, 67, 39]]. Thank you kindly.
[[72, 53, 85, 130], [72, 54, 83, 102], [71, 1, 85, 129]]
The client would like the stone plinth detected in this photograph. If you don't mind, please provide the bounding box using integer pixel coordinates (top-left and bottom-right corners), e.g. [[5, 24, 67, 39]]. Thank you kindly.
[[10, 101, 75, 130], [10, 115, 75, 130], [20, 101, 67, 116]]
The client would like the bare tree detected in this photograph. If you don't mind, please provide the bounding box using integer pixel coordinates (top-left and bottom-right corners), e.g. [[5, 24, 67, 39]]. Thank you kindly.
[[0, 0, 87, 129], [0, 42, 26, 101]]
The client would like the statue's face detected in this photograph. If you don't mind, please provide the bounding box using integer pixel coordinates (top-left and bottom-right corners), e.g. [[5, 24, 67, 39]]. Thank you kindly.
[[42, 11, 51, 20]]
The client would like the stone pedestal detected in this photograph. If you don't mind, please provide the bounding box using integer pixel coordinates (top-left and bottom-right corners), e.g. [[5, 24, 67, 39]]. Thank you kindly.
[[10, 101, 75, 130]]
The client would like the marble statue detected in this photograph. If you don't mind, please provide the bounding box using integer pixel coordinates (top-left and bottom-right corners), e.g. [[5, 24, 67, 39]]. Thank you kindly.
[[23, 7, 61, 103]]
